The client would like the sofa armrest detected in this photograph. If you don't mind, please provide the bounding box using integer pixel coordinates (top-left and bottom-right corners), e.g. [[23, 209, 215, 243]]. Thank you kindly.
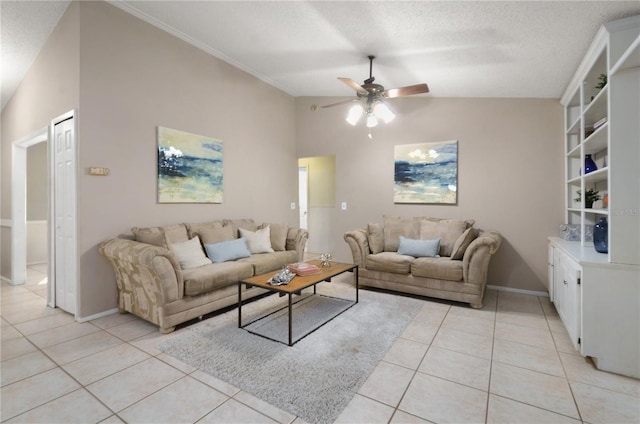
[[344, 228, 369, 267], [462, 230, 502, 286], [286, 228, 309, 262], [99, 238, 184, 320]]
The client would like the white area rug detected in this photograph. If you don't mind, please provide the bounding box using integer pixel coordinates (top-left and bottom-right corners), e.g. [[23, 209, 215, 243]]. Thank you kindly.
[[158, 282, 423, 424], [244, 294, 355, 344]]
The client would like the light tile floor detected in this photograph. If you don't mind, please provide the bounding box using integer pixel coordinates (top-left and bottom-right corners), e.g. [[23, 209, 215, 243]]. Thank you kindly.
[[1, 267, 639, 423]]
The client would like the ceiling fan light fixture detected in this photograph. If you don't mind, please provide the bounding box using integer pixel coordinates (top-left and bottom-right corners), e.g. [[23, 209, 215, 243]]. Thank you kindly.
[[373, 102, 395, 124], [366, 114, 378, 128], [346, 104, 364, 126]]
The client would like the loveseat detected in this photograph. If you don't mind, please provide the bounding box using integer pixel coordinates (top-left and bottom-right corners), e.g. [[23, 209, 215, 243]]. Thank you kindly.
[[344, 215, 501, 308], [100, 219, 308, 333]]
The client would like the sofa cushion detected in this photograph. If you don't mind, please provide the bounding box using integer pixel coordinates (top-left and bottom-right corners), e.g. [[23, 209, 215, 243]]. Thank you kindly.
[[411, 257, 463, 282], [450, 228, 479, 260], [239, 251, 298, 275], [132, 224, 188, 248], [239, 227, 275, 254], [368, 223, 384, 254], [182, 261, 254, 296], [259, 223, 289, 251], [170, 236, 211, 269], [198, 225, 234, 245], [366, 252, 413, 274], [185, 220, 223, 239], [383, 215, 423, 252], [223, 219, 257, 238], [204, 238, 251, 263], [398, 236, 441, 258], [420, 219, 467, 257]]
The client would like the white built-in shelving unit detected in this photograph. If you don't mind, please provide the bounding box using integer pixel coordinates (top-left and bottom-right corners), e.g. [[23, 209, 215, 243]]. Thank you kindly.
[[549, 15, 640, 379]]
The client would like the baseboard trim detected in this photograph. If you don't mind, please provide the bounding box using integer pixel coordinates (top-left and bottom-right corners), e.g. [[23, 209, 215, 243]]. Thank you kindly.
[[76, 308, 119, 323], [487, 285, 549, 297], [0, 219, 12, 228], [0, 275, 14, 284]]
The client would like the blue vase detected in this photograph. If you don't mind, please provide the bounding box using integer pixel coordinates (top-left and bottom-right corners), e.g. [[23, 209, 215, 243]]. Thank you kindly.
[[593, 217, 608, 254], [585, 154, 597, 174]]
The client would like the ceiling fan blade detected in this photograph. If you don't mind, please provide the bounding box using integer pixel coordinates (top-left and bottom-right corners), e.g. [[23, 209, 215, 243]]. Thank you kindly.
[[320, 99, 358, 108], [338, 77, 368, 95], [384, 83, 429, 98]]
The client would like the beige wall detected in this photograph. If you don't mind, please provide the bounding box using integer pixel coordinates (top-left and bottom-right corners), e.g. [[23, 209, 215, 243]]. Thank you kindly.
[[295, 96, 564, 292], [1, 1, 79, 281], [27, 142, 48, 221], [75, 2, 297, 317]]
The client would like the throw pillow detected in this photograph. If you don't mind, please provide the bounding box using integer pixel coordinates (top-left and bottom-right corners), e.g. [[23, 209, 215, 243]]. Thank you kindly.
[[397, 236, 441, 258], [368, 223, 384, 254], [198, 225, 234, 245], [185, 220, 223, 239], [259, 223, 289, 251], [383, 215, 423, 252], [132, 226, 168, 248], [205, 238, 252, 263], [239, 227, 275, 254], [420, 219, 467, 257], [169, 236, 211, 269], [450, 228, 479, 260], [132, 224, 189, 247], [222, 219, 257, 238]]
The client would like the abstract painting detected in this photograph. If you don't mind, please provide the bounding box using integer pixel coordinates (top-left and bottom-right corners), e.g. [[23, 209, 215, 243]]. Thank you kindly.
[[394, 140, 458, 204], [157, 126, 223, 203]]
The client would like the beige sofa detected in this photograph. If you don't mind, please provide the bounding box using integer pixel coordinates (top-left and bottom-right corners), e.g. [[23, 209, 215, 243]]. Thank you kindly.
[[100, 219, 308, 333], [344, 215, 501, 308]]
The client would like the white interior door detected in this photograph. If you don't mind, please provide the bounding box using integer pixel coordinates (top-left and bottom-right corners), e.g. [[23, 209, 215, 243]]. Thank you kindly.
[[298, 166, 308, 230], [53, 116, 77, 314]]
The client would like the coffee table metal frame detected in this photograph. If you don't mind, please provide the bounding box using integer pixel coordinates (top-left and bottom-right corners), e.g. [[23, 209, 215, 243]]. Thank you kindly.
[[238, 261, 358, 346]]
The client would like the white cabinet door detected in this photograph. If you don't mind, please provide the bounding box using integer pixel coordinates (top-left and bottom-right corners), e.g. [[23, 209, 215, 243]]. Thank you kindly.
[[558, 253, 581, 351]]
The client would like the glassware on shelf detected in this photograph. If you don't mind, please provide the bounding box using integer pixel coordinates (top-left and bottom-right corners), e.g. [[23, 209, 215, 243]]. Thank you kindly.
[[593, 217, 608, 254], [585, 154, 598, 174]]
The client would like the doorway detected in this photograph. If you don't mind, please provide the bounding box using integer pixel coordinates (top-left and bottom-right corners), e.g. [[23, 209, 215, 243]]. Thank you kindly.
[[11, 127, 48, 290], [10, 110, 78, 315], [297, 156, 336, 255]]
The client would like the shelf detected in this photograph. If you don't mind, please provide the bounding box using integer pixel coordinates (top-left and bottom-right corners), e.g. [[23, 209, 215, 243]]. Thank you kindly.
[[566, 116, 581, 135], [583, 85, 608, 125], [567, 144, 581, 158], [583, 123, 608, 154], [567, 175, 582, 184], [585, 208, 609, 215], [583, 167, 608, 183], [610, 35, 640, 75]]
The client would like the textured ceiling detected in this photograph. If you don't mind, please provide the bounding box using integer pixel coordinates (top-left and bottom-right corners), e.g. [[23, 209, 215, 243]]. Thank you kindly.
[[2, 1, 640, 111], [1, 0, 71, 109]]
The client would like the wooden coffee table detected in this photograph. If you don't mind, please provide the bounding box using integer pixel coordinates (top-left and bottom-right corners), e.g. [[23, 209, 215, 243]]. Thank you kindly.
[[238, 260, 358, 346]]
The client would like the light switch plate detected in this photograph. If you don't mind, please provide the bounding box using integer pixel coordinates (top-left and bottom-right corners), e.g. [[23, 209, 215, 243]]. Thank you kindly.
[[341, 202, 347, 210], [291, 202, 296, 210]]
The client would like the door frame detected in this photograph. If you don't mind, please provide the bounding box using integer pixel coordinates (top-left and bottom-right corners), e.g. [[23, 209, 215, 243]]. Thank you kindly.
[[11, 127, 48, 289]]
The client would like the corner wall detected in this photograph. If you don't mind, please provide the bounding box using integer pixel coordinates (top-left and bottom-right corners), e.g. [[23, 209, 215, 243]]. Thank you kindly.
[[295, 96, 564, 292]]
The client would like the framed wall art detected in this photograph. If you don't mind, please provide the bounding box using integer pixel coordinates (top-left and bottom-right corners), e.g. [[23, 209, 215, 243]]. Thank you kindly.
[[394, 140, 458, 204], [157, 126, 223, 203]]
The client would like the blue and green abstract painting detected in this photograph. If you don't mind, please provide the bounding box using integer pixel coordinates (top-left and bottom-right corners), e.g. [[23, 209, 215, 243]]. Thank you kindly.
[[394, 140, 458, 204], [158, 126, 223, 203]]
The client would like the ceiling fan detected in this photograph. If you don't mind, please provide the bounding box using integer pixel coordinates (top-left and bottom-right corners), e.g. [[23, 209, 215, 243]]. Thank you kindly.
[[322, 55, 429, 128]]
